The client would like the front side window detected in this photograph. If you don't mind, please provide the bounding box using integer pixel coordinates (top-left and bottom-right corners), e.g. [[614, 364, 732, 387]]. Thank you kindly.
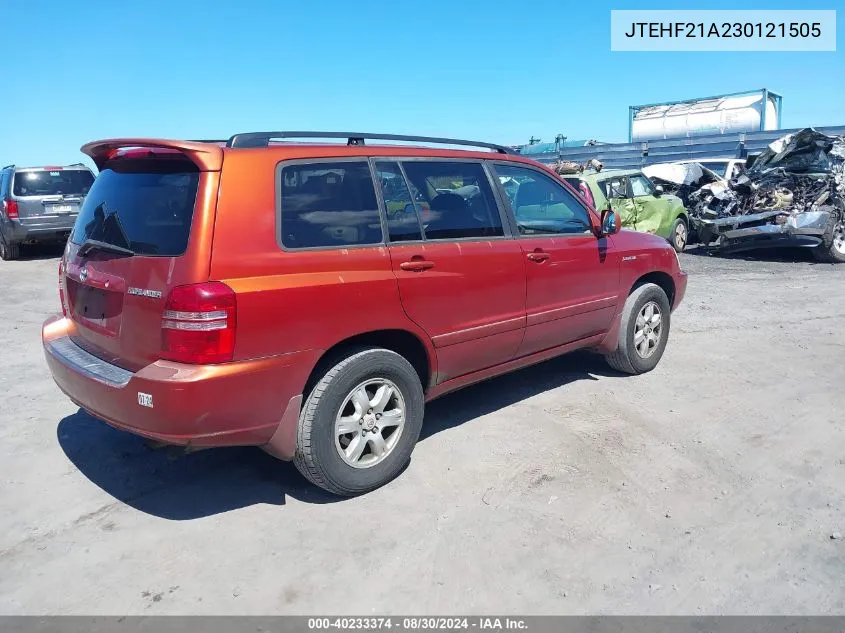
[[495, 164, 593, 235], [280, 161, 382, 249], [628, 174, 655, 197], [600, 176, 629, 199], [699, 161, 729, 178], [400, 161, 503, 240]]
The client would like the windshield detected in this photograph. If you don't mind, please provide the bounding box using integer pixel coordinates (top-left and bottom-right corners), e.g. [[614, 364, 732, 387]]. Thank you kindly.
[[13, 169, 94, 197], [70, 158, 199, 257]]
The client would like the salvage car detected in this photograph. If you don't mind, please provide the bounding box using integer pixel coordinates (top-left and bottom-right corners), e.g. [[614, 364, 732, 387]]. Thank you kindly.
[[42, 131, 687, 497], [686, 128, 845, 262], [561, 169, 690, 252], [0, 164, 96, 260]]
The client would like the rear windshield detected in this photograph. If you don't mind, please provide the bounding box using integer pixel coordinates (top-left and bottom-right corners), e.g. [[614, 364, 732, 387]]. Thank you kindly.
[[70, 158, 199, 257], [13, 169, 94, 197]]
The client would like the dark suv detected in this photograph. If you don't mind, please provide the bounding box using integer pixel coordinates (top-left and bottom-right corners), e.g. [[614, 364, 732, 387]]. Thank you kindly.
[[1, 164, 96, 260]]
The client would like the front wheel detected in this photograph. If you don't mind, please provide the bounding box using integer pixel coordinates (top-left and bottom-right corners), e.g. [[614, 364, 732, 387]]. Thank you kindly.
[[604, 283, 672, 375], [293, 347, 425, 496], [812, 210, 845, 263], [669, 217, 688, 253]]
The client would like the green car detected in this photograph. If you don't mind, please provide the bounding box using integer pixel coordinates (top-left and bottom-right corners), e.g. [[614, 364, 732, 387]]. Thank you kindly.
[[561, 169, 689, 252]]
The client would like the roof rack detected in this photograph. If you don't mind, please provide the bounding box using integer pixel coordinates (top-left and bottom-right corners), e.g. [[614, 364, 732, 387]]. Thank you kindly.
[[225, 131, 514, 154]]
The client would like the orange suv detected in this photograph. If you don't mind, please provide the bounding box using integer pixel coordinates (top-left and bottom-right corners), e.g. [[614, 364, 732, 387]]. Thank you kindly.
[[43, 132, 687, 496]]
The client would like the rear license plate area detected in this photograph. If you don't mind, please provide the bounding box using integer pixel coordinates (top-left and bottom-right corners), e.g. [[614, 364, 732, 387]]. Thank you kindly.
[[51, 204, 73, 215], [67, 280, 123, 335]]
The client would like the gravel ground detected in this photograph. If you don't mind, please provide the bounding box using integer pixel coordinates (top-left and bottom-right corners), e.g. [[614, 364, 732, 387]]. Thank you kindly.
[[1, 244, 844, 615]]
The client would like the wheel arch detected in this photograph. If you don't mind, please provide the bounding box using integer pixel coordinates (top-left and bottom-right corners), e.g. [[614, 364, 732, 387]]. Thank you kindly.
[[303, 329, 435, 401], [631, 271, 675, 307]]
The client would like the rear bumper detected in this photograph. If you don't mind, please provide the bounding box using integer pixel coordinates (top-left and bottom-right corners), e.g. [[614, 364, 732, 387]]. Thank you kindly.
[[3, 219, 73, 243], [42, 315, 318, 456]]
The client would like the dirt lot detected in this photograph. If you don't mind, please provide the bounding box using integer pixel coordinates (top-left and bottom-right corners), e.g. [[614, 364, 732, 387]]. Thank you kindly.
[[1, 245, 844, 615]]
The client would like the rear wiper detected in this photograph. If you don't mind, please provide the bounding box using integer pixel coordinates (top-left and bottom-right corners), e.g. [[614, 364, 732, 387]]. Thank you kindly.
[[77, 239, 135, 258]]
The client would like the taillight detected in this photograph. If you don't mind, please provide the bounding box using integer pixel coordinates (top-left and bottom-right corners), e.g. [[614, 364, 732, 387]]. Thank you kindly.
[[160, 282, 237, 364], [58, 260, 68, 317], [4, 200, 19, 220]]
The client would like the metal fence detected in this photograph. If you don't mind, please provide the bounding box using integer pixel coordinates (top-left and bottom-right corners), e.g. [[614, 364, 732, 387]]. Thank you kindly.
[[518, 125, 845, 170]]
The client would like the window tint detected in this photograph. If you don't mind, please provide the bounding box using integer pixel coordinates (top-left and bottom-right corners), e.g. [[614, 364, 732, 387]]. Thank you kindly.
[[13, 169, 94, 197], [70, 158, 199, 256], [280, 161, 382, 249], [375, 162, 423, 242], [0, 170, 9, 197], [600, 176, 628, 199], [401, 161, 503, 240], [629, 174, 655, 197], [495, 164, 593, 236]]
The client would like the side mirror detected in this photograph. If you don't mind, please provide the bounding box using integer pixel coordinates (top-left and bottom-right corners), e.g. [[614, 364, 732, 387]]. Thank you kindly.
[[600, 209, 620, 236], [654, 185, 664, 196]]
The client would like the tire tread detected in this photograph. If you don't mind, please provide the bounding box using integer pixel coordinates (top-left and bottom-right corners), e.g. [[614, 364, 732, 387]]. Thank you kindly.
[[293, 347, 421, 496]]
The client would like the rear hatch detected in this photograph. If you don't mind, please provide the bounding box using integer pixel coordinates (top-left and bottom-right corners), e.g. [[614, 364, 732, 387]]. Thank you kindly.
[[62, 141, 223, 371], [12, 167, 95, 227]]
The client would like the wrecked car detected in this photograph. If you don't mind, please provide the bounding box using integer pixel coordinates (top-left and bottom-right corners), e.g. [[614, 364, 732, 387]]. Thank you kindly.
[[686, 128, 845, 262], [643, 162, 724, 209], [561, 169, 690, 252]]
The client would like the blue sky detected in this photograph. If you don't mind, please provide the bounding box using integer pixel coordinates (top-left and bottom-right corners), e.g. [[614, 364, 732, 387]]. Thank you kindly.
[[2, 0, 842, 168]]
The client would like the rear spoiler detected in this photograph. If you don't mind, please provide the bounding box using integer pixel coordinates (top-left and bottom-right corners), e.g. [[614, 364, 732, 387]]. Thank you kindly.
[[81, 139, 223, 171]]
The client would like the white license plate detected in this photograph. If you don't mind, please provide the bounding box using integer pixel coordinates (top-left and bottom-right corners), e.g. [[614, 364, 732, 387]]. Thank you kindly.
[[52, 204, 73, 214]]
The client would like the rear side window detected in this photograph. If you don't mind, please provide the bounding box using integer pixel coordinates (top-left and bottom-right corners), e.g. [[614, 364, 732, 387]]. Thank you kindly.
[[280, 161, 382, 249], [400, 161, 503, 240], [375, 162, 423, 242], [13, 169, 95, 197], [70, 158, 199, 256]]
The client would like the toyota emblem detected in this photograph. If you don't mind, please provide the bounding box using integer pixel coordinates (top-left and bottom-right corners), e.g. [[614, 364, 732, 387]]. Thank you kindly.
[[79, 267, 89, 282]]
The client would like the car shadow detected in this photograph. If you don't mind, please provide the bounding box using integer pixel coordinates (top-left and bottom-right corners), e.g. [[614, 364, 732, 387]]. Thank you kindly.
[[8, 242, 65, 261], [57, 412, 340, 519], [420, 350, 613, 440], [57, 351, 617, 519]]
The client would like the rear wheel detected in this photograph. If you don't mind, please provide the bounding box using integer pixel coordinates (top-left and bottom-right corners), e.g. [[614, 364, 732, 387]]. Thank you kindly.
[[0, 234, 20, 261], [293, 347, 424, 496], [669, 217, 688, 253], [605, 283, 671, 375]]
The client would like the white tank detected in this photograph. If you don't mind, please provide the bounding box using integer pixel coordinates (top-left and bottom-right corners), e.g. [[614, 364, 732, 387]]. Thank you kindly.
[[631, 93, 779, 142]]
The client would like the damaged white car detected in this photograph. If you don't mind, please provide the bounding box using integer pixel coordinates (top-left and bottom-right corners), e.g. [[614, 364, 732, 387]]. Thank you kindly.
[[686, 128, 845, 262]]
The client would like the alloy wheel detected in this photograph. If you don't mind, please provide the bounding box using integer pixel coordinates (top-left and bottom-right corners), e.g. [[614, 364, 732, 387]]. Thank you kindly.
[[634, 301, 663, 359], [334, 378, 406, 469]]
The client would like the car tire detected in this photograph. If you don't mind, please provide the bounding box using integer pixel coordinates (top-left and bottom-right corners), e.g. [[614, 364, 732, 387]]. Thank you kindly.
[[293, 347, 425, 496], [0, 234, 20, 261], [669, 217, 688, 253], [812, 208, 845, 263], [604, 283, 672, 375]]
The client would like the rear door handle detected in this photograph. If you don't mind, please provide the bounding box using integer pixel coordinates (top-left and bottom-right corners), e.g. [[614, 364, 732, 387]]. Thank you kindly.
[[400, 258, 435, 272], [526, 251, 550, 263]]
